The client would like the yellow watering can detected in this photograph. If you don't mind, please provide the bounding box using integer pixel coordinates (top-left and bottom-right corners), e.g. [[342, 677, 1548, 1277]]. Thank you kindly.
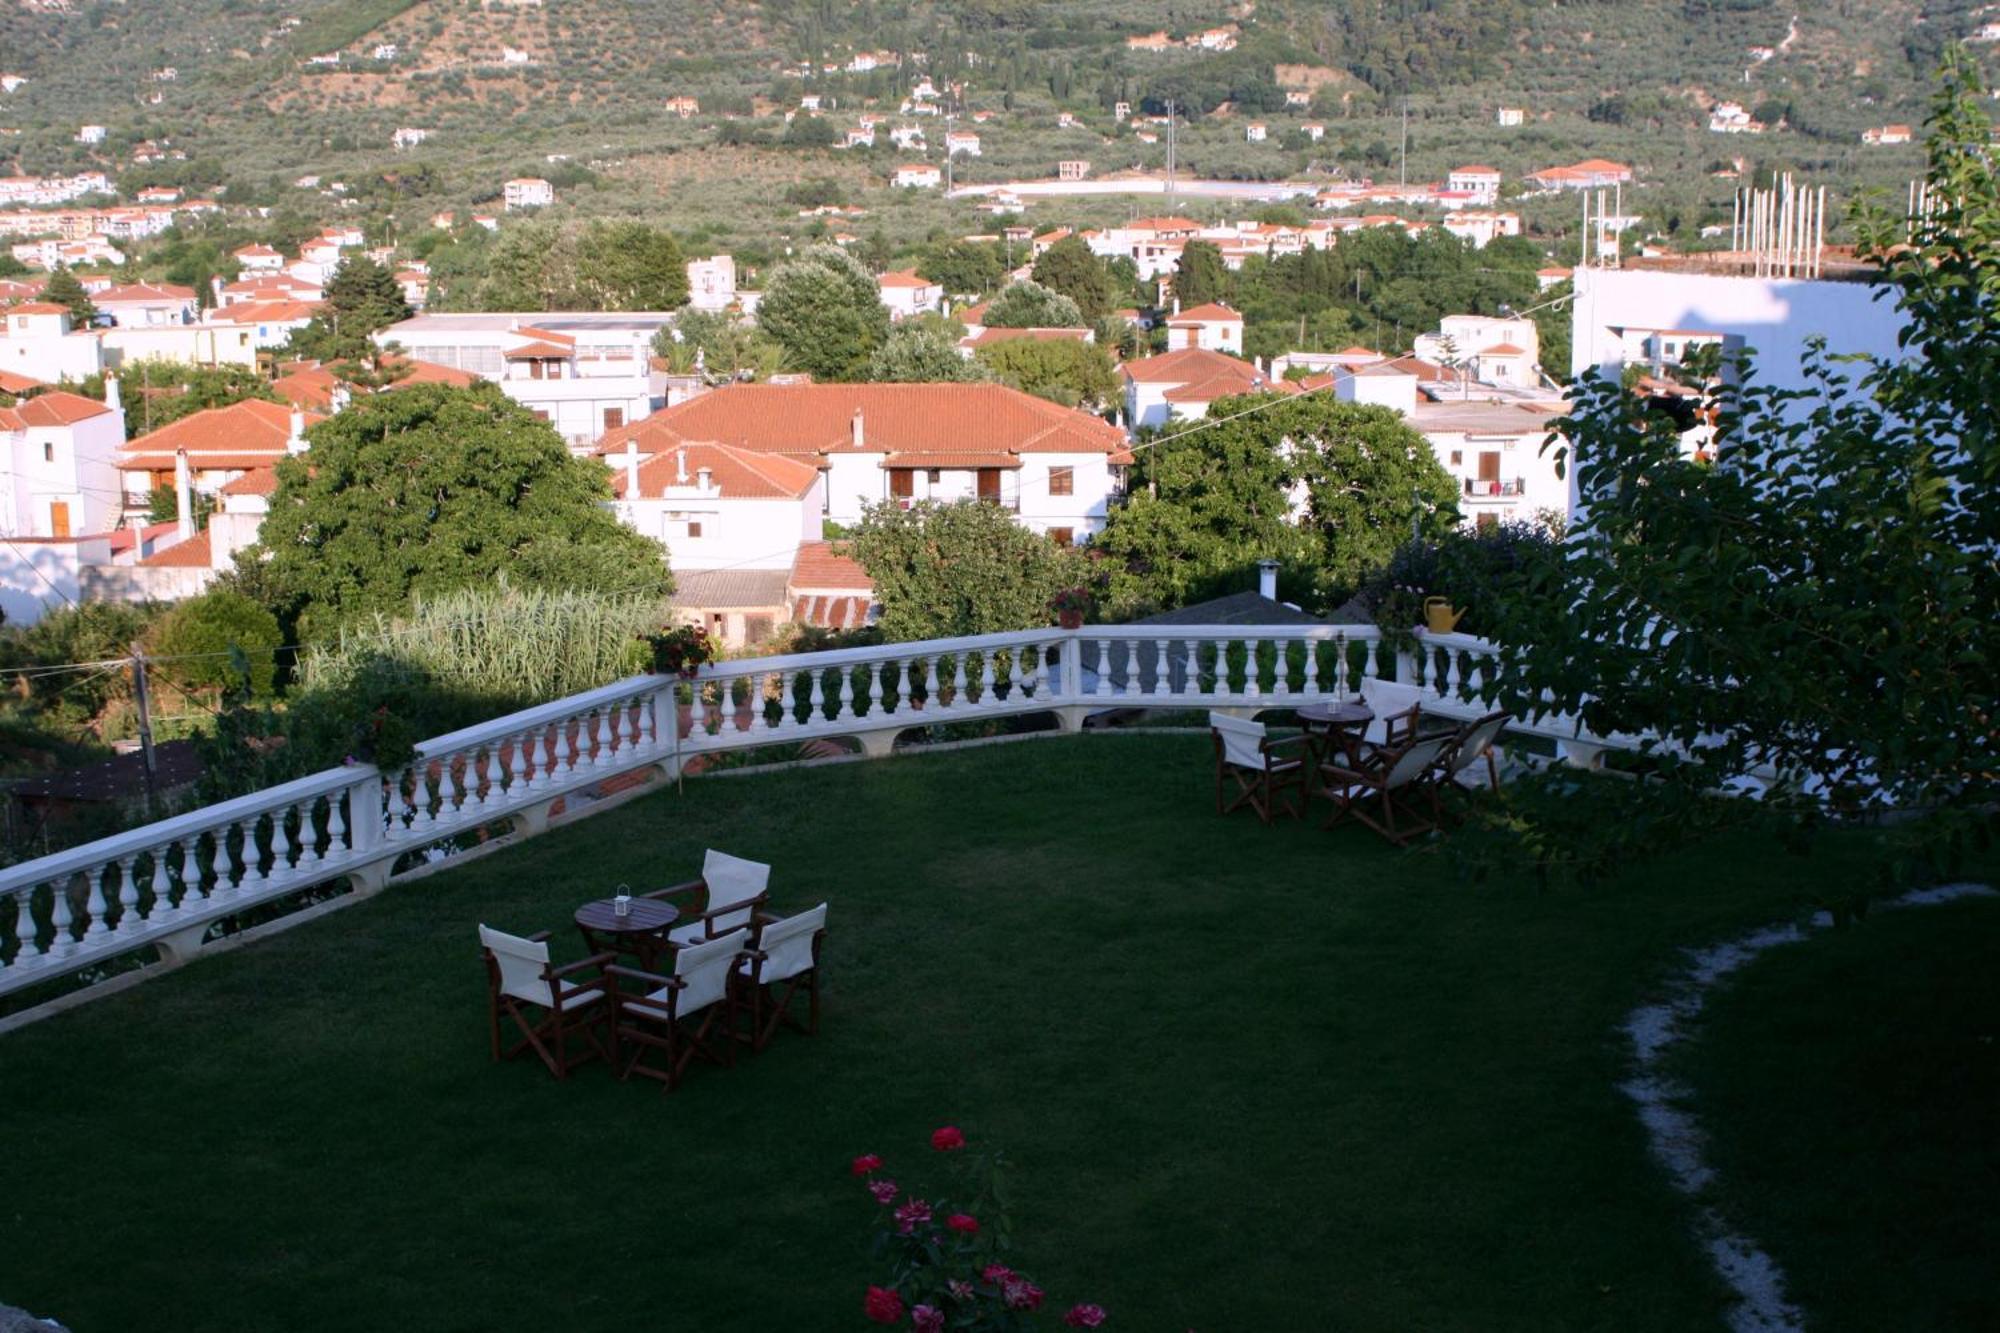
[[1424, 597, 1465, 634]]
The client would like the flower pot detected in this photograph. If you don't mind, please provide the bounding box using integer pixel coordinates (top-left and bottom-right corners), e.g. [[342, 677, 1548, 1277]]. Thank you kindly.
[[1057, 610, 1084, 630]]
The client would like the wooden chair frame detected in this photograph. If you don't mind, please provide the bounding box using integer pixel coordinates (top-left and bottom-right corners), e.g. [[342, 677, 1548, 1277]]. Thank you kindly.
[[733, 911, 827, 1053], [609, 952, 742, 1093], [1438, 710, 1512, 796], [1316, 733, 1453, 846], [481, 930, 615, 1080], [1211, 722, 1312, 824]]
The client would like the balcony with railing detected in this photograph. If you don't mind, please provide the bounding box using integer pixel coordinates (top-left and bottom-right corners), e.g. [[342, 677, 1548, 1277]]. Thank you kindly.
[[1463, 476, 1528, 499]]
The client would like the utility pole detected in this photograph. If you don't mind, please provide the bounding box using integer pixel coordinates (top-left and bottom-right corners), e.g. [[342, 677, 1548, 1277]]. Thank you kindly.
[[129, 643, 157, 805]]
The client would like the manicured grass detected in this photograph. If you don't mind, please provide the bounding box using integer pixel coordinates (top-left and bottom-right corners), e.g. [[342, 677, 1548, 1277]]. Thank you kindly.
[[1672, 892, 2000, 1333], [0, 734, 1975, 1331]]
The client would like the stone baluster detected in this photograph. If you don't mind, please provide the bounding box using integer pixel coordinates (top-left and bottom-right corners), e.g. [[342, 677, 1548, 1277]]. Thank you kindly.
[[1442, 648, 1462, 700], [151, 843, 177, 918], [1273, 638, 1293, 699], [506, 731, 530, 794], [81, 864, 110, 940], [8, 890, 36, 970], [50, 882, 75, 958], [326, 793, 348, 863], [109, 854, 140, 935], [232, 819, 263, 898], [806, 667, 826, 726], [299, 798, 325, 869], [978, 651, 996, 705], [1092, 639, 1111, 698]]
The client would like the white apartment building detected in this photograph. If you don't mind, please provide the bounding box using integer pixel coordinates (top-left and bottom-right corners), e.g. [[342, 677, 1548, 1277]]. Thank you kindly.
[[1413, 315, 1542, 389], [503, 177, 554, 209], [0, 384, 125, 539], [877, 269, 944, 321], [607, 439, 824, 570], [686, 254, 739, 311], [1440, 212, 1523, 249], [1446, 166, 1502, 203], [376, 311, 678, 451], [1, 304, 105, 383], [1163, 302, 1245, 355]]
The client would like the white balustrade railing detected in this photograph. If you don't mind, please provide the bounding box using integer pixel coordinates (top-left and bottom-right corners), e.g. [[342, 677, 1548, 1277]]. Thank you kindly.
[[0, 624, 1587, 1012]]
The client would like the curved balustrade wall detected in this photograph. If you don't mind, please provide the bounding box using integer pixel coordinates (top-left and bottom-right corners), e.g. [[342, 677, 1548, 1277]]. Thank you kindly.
[[0, 625, 1568, 1018]]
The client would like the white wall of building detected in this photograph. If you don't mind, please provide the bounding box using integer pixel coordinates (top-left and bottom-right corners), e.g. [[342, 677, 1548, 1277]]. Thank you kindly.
[[0, 536, 106, 626], [614, 473, 823, 571], [0, 407, 126, 538], [2, 310, 104, 382], [101, 323, 260, 369]]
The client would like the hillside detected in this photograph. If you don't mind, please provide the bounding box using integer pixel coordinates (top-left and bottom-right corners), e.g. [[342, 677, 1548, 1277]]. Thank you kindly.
[[0, 0, 1985, 253]]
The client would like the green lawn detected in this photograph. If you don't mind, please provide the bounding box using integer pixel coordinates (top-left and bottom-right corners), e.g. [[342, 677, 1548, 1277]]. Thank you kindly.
[[0, 734, 1986, 1331], [1673, 892, 2000, 1333]]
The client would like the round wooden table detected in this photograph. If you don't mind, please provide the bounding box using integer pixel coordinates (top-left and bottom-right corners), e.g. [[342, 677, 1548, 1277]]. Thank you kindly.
[[1295, 701, 1377, 772], [574, 897, 679, 970]]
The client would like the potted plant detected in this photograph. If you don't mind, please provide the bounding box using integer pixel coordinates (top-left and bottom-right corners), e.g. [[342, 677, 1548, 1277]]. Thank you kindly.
[[1048, 587, 1090, 631], [641, 623, 719, 679]]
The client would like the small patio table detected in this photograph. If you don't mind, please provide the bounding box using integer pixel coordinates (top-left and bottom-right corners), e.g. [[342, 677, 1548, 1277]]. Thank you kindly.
[[575, 897, 680, 972], [1295, 701, 1376, 768]]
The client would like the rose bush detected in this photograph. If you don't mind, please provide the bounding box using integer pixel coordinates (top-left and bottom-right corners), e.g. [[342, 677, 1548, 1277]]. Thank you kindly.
[[852, 1127, 1106, 1329]]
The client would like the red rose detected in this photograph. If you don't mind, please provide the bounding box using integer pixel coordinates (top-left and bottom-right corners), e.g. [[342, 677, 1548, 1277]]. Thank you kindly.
[[1063, 1304, 1108, 1328], [851, 1154, 883, 1176], [864, 1286, 905, 1324], [868, 1179, 900, 1205], [946, 1213, 979, 1235], [930, 1126, 966, 1151], [981, 1264, 1014, 1285], [911, 1305, 945, 1333], [1002, 1278, 1044, 1312], [893, 1198, 933, 1234]]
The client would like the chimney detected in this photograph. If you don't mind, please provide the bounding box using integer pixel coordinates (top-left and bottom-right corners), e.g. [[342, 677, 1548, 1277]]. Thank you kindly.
[[102, 372, 119, 411], [851, 409, 864, 450], [287, 406, 306, 454], [624, 439, 641, 498], [696, 465, 712, 492], [1256, 559, 1278, 601], [173, 448, 193, 541], [675, 447, 689, 484]]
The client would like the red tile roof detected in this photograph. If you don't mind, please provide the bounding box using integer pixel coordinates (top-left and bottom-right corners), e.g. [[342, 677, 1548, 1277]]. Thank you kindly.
[[389, 358, 480, 388], [1481, 342, 1529, 356], [5, 302, 71, 316], [0, 391, 113, 429], [1121, 347, 1269, 391], [877, 269, 937, 289], [503, 341, 573, 360], [611, 441, 821, 500], [1165, 302, 1242, 325], [137, 529, 213, 568], [0, 370, 49, 394], [219, 468, 278, 497], [272, 368, 339, 409], [790, 540, 873, 591], [213, 299, 322, 324], [595, 383, 1131, 463], [792, 594, 873, 630], [118, 399, 321, 472], [94, 282, 196, 304]]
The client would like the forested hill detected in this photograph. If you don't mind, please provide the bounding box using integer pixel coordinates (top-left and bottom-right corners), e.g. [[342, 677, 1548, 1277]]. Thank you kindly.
[[0, 0, 1981, 203]]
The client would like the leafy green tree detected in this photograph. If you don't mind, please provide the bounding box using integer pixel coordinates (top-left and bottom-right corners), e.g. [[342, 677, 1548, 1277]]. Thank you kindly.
[[848, 499, 1086, 641], [981, 280, 1084, 329], [574, 221, 689, 310], [42, 267, 97, 327], [785, 115, 839, 148], [146, 485, 214, 530], [654, 309, 788, 381], [150, 588, 282, 697], [919, 239, 1005, 297], [1482, 53, 1999, 877], [975, 337, 1117, 408], [1030, 236, 1117, 322], [290, 255, 411, 362], [756, 244, 891, 382], [1096, 392, 1457, 612], [1170, 239, 1231, 308], [247, 384, 671, 634], [867, 323, 989, 382]]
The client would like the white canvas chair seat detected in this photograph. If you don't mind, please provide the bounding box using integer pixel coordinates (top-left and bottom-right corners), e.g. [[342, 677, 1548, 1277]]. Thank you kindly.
[[1442, 710, 1511, 792], [611, 928, 750, 1092], [735, 903, 829, 1053], [1358, 678, 1426, 746], [662, 849, 772, 945], [1318, 734, 1452, 846]]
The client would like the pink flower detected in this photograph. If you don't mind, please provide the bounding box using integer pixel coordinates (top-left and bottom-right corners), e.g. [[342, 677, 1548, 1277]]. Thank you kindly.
[[946, 1213, 980, 1235], [893, 1198, 933, 1234], [864, 1286, 905, 1324], [868, 1179, 900, 1205], [851, 1154, 883, 1176], [981, 1264, 1015, 1285], [1064, 1304, 1108, 1328], [1002, 1278, 1045, 1311], [947, 1280, 975, 1303], [910, 1305, 944, 1333], [930, 1125, 966, 1151]]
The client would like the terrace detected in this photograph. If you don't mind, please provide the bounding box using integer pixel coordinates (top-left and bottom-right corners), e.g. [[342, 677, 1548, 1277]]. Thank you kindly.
[[0, 626, 1992, 1330]]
